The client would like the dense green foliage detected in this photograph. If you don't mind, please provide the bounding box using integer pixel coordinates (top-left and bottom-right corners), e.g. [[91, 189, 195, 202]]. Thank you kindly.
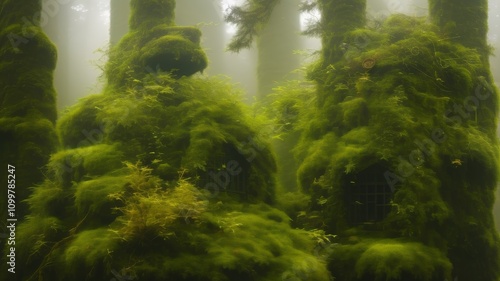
[[286, 14, 500, 280], [0, 0, 58, 219]]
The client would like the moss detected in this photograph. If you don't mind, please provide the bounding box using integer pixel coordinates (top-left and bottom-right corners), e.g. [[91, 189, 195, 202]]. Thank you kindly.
[[287, 13, 500, 280], [138, 32, 207, 77], [429, 0, 489, 63], [328, 239, 452, 281], [318, 0, 367, 65], [61, 228, 118, 279], [19, 160, 330, 280], [0, 0, 58, 221], [74, 176, 128, 225], [11, 1, 309, 280]]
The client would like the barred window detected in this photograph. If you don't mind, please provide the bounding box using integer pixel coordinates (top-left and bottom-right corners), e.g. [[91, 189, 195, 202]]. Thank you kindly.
[[346, 165, 393, 225]]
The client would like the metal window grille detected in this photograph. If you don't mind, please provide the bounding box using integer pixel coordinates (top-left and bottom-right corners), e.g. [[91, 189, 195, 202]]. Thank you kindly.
[[346, 165, 393, 225]]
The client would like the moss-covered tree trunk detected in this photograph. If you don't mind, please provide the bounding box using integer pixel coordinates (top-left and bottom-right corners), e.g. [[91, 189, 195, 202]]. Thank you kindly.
[[129, 0, 175, 30], [429, 1, 500, 280], [0, 0, 58, 219], [318, 0, 367, 66], [429, 0, 489, 65]]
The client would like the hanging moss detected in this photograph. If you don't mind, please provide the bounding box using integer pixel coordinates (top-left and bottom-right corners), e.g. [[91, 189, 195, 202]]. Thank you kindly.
[[289, 14, 500, 280]]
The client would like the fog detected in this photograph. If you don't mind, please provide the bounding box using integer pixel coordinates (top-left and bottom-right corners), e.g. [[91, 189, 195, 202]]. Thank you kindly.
[[43, 0, 500, 226]]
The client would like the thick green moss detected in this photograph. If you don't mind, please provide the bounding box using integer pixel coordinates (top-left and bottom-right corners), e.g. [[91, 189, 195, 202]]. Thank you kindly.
[[289, 14, 500, 280], [106, 0, 206, 88], [17, 161, 330, 281], [429, 0, 489, 64], [11, 1, 327, 280], [328, 239, 452, 281], [318, 0, 367, 65]]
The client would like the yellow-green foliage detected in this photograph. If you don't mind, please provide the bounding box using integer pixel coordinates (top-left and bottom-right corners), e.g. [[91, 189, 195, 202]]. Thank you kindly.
[[429, 0, 489, 62], [47, 144, 125, 188], [110, 162, 209, 241]]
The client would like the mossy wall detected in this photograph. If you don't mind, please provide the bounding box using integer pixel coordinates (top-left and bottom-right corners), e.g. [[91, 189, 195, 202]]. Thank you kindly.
[[295, 14, 500, 281], [11, 0, 332, 280], [0, 0, 58, 220]]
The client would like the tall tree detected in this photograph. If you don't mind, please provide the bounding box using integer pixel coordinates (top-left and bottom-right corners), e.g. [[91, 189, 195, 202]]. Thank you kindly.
[[429, 0, 490, 65], [0, 0, 58, 220], [317, 0, 366, 66]]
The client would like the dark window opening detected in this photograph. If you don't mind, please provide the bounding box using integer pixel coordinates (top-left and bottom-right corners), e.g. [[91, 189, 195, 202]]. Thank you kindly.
[[345, 164, 393, 225]]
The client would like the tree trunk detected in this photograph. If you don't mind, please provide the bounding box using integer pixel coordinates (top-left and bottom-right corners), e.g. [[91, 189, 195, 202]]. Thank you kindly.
[[0, 0, 58, 218], [429, 0, 489, 65], [319, 0, 367, 66]]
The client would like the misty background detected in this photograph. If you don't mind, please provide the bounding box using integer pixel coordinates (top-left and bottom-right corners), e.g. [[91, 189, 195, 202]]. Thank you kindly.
[[41, 0, 500, 227]]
